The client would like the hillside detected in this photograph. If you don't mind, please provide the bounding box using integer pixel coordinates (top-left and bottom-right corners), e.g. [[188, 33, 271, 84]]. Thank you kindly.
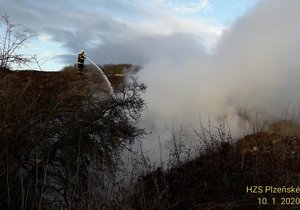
[[0, 65, 146, 210], [0, 65, 127, 96], [127, 121, 300, 210], [1, 66, 300, 210], [0, 66, 126, 139]]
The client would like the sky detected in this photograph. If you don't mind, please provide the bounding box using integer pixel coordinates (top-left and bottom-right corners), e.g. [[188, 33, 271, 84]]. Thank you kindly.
[[2, 0, 300, 163], [1, 0, 257, 70]]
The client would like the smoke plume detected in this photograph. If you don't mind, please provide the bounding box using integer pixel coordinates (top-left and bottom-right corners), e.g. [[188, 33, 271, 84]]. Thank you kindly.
[[137, 0, 300, 162]]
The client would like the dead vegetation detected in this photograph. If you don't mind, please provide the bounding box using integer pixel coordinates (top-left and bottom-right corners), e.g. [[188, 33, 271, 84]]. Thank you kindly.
[[1, 66, 300, 210], [124, 120, 300, 210], [0, 67, 146, 209]]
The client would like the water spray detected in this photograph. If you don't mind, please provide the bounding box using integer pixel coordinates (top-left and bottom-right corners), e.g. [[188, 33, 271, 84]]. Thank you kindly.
[[86, 56, 114, 94]]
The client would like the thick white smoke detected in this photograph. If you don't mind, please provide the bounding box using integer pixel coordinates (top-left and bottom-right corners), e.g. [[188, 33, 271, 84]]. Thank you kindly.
[[137, 0, 300, 163]]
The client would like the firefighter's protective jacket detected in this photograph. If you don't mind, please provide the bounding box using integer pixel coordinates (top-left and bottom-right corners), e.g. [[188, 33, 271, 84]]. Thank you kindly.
[[77, 53, 86, 64]]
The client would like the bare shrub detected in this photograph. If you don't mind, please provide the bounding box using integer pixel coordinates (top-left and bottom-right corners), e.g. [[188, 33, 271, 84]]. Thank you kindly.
[[0, 13, 33, 70], [0, 72, 146, 209]]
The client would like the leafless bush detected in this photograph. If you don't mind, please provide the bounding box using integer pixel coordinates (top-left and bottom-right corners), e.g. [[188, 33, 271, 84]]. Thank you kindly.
[[0, 13, 33, 70], [0, 74, 147, 209]]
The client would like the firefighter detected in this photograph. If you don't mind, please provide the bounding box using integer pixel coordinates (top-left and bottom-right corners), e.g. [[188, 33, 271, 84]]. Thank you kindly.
[[77, 49, 86, 74]]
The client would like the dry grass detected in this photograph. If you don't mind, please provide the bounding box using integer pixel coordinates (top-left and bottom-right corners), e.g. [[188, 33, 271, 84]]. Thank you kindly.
[[123, 120, 300, 210], [1, 68, 300, 210]]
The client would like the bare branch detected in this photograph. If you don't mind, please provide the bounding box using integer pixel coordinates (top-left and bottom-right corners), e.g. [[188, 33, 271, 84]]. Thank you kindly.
[[0, 13, 33, 70]]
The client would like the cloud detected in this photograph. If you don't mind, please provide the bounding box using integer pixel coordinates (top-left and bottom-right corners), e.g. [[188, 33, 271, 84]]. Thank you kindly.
[[167, 0, 213, 13], [0, 0, 223, 66]]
